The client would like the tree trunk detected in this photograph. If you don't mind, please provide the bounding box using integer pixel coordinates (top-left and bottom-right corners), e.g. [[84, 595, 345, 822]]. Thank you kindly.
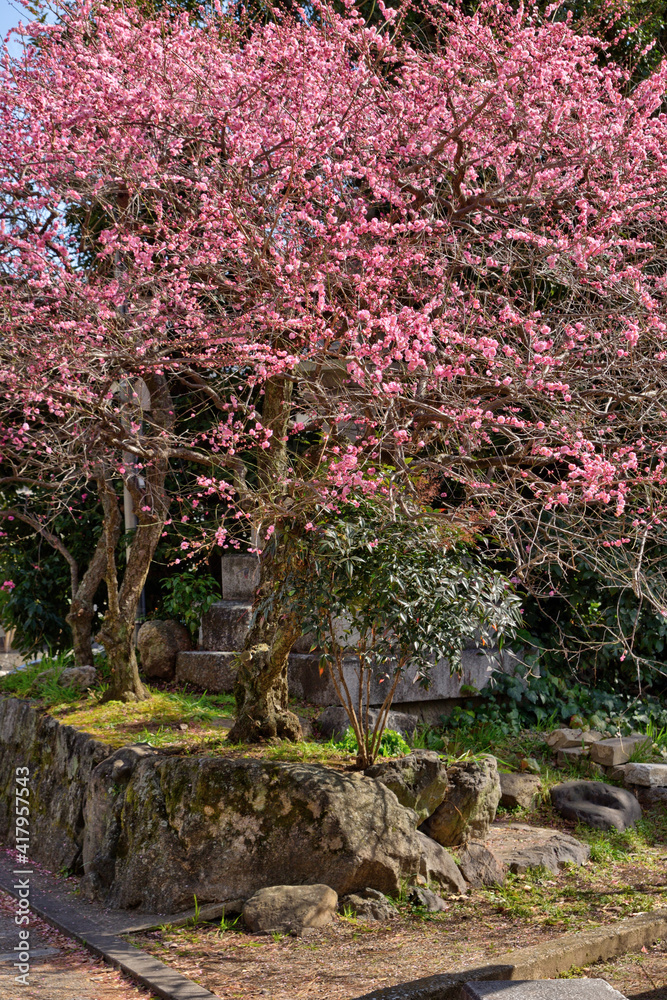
[[66, 521, 120, 666], [97, 374, 174, 702], [228, 374, 304, 743], [227, 564, 303, 742]]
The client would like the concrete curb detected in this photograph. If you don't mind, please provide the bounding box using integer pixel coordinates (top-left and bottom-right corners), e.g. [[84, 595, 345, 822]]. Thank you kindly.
[[0, 872, 224, 1000], [352, 908, 667, 1000]]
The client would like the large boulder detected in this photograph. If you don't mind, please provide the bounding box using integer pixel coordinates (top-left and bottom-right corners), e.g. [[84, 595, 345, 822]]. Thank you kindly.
[[550, 780, 642, 832], [82, 756, 430, 912], [506, 832, 590, 874], [243, 884, 337, 935], [422, 756, 501, 847], [317, 706, 418, 742], [137, 620, 191, 680], [365, 750, 449, 823]]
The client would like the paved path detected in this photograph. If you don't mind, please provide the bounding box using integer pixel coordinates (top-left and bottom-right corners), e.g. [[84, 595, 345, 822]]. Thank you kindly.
[[0, 854, 223, 1000], [0, 906, 156, 1000]]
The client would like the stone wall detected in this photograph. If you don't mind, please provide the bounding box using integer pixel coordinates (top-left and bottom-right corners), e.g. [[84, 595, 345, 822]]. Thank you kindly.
[[0, 698, 109, 872], [0, 697, 462, 914]]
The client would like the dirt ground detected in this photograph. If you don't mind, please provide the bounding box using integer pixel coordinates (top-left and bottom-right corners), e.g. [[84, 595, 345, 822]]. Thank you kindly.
[[560, 939, 667, 999]]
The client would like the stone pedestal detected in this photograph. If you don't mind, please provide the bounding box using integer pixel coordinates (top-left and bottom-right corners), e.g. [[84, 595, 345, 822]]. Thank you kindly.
[[199, 601, 252, 651], [220, 554, 260, 600]]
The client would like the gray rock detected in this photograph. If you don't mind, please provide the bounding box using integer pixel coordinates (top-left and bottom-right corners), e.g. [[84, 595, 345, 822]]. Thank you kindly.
[[422, 755, 501, 846], [550, 780, 642, 832], [607, 763, 630, 782], [365, 750, 448, 823], [507, 832, 589, 874], [458, 842, 507, 886], [589, 736, 650, 767], [415, 830, 468, 894], [317, 705, 418, 742], [499, 773, 542, 811], [137, 620, 191, 680], [243, 884, 337, 935], [408, 886, 449, 912], [59, 665, 98, 690], [340, 888, 397, 922], [624, 762, 667, 787], [81, 757, 430, 912], [633, 785, 667, 806]]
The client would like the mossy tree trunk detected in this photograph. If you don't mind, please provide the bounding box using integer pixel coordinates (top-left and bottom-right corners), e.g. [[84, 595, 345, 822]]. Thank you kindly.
[[228, 374, 303, 743]]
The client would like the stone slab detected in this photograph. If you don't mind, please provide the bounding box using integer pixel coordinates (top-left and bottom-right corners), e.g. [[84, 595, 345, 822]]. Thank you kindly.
[[287, 648, 521, 707], [589, 737, 649, 767], [461, 982, 627, 1000], [623, 762, 667, 787], [545, 729, 603, 750], [351, 908, 667, 999], [175, 650, 237, 692]]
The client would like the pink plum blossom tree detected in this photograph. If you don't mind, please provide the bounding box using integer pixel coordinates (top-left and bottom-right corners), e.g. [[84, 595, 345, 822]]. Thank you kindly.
[[2, 0, 667, 725]]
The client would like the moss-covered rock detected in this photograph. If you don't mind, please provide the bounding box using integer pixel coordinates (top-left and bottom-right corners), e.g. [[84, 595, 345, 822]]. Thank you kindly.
[[83, 755, 430, 912]]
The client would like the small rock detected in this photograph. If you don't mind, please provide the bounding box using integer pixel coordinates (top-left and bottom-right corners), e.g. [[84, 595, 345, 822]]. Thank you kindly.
[[408, 886, 449, 912], [317, 706, 417, 742], [416, 831, 468, 894], [508, 833, 590, 874], [519, 758, 542, 775], [423, 755, 501, 846], [550, 780, 642, 832], [589, 736, 650, 768], [32, 668, 55, 685], [59, 665, 98, 690], [500, 773, 542, 810], [137, 620, 191, 680], [607, 763, 630, 782], [633, 786, 667, 807], [340, 888, 397, 922], [243, 884, 338, 935], [557, 746, 589, 769], [179, 723, 189, 731], [365, 750, 449, 823], [624, 762, 667, 787], [458, 842, 506, 887]]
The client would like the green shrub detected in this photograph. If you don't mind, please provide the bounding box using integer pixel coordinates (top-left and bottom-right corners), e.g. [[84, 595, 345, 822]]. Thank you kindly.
[[333, 727, 411, 758]]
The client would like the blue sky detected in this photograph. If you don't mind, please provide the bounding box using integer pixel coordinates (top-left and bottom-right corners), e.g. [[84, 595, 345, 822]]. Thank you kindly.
[[0, 0, 54, 57]]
